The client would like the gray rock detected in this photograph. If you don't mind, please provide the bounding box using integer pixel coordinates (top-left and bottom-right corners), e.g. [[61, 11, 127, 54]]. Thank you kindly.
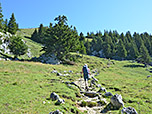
[[63, 74, 69, 76], [84, 91, 98, 98], [56, 72, 63, 76], [96, 84, 101, 88], [100, 87, 107, 92], [147, 75, 151, 78], [51, 70, 58, 73], [110, 94, 124, 109], [104, 92, 113, 97], [69, 70, 73, 73], [70, 82, 81, 90], [121, 107, 138, 114], [92, 76, 98, 82], [50, 92, 60, 101], [55, 98, 65, 105], [49, 110, 63, 114]]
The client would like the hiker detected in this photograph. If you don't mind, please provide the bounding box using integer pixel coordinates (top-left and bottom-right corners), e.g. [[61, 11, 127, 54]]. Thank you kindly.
[[82, 64, 90, 90]]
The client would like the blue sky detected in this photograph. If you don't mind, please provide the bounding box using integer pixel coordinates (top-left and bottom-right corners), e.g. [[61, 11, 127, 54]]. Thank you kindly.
[[1, 0, 152, 35]]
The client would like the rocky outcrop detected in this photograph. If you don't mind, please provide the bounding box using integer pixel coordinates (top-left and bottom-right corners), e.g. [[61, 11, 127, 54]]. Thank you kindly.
[[31, 54, 61, 65], [110, 94, 124, 109], [0, 32, 12, 54]]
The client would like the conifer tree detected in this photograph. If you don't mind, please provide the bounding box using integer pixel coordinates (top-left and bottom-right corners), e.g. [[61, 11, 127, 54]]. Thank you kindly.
[[8, 36, 28, 58], [128, 42, 139, 59], [117, 39, 127, 59], [31, 29, 38, 42], [102, 43, 112, 58], [96, 37, 103, 52], [138, 43, 151, 65], [79, 41, 86, 54], [8, 13, 18, 34], [79, 32, 85, 41], [85, 39, 91, 55], [134, 32, 143, 51], [37, 24, 45, 43], [42, 15, 80, 60], [0, 3, 3, 31], [4, 19, 8, 32]]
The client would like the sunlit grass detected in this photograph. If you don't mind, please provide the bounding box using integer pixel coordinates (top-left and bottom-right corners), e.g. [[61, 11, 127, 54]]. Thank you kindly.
[[0, 55, 152, 113]]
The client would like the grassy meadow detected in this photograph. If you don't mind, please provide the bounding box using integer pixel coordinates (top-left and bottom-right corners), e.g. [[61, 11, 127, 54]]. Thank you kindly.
[[0, 55, 152, 114]]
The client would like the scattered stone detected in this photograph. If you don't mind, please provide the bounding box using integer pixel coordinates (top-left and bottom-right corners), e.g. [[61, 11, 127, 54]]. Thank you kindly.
[[110, 94, 124, 109], [49, 110, 63, 114], [104, 92, 113, 97], [96, 84, 101, 88], [121, 107, 138, 114], [90, 79, 97, 87], [69, 70, 73, 73], [65, 81, 70, 84], [97, 98, 108, 106], [99, 87, 107, 92], [50, 92, 60, 101], [92, 69, 98, 73], [84, 91, 98, 98], [70, 82, 81, 89], [92, 76, 98, 82], [42, 101, 46, 104], [56, 72, 63, 76], [63, 74, 69, 76], [147, 75, 151, 78], [51, 70, 58, 73], [55, 98, 65, 105]]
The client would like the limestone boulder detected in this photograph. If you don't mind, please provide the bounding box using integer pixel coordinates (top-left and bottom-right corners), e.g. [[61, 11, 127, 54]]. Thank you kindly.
[[50, 92, 60, 101], [110, 94, 124, 109]]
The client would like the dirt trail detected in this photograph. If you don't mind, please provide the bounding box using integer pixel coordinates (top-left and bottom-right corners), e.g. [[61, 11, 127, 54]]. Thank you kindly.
[[75, 78, 107, 114]]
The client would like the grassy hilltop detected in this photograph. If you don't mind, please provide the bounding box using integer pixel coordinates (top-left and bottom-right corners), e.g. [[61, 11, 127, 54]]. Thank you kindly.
[[0, 29, 152, 114]]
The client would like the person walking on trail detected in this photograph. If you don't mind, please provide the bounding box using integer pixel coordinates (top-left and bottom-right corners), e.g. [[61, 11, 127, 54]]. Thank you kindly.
[[82, 64, 90, 90]]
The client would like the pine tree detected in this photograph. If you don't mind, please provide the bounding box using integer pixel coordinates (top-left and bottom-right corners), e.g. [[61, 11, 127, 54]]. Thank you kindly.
[[102, 43, 112, 58], [134, 32, 143, 51], [117, 39, 127, 59], [128, 42, 139, 59], [138, 43, 151, 65], [42, 15, 80, 60], [4, 19, 8, 32], [79, 41, 86, 54], [31, 29, 38, 42], [79, 32, 85, 41], [85, 39, 91, 55], [8, 13, 18, 34], [0, 3, 3, 31], [8, 36, 28, 58], [96, 37, 103, 52]]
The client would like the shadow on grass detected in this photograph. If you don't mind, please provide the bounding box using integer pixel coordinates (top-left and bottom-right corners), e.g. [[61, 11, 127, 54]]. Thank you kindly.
[[0, 52, 83, 66], [123, 64, 145, 68]]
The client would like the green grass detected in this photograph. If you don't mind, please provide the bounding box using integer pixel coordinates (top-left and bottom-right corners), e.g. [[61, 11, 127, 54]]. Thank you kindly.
[[18, 28, 38, 36], [0, 55, 152, 113], [96, 60, 152, 114], [0, 60, 82, 114]]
